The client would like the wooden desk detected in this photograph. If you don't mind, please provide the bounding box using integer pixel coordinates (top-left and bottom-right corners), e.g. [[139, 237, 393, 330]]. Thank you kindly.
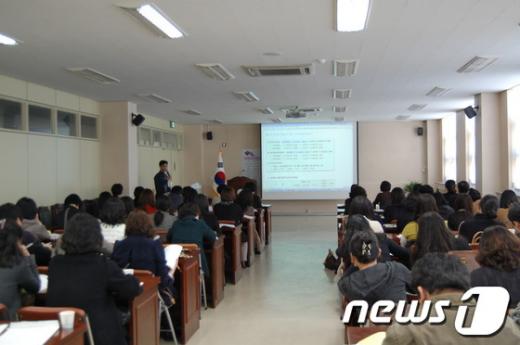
[[243, 218, 255, 267], [153, 228, 168, 244], [346, 325, 388, 344], [262, 206, 272, 245], [221, 225, 243, 284], [204, 237, 225, 308], [174, 252, 201, 344], [46, 323, 87, 345], [129, 275, 160, 345]]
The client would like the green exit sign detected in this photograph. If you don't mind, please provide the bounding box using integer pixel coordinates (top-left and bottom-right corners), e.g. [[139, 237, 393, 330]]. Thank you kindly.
[[170, 121, 176, 128]]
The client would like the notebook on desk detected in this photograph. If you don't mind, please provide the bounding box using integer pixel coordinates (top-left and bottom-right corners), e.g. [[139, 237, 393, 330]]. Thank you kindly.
[[0, 320, 60, 345]]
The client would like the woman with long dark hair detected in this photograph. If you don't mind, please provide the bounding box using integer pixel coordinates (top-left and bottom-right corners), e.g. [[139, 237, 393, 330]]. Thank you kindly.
[[412, 212, 468, 264], [0, 220, 40, 319], [497, 190, 518, 229]]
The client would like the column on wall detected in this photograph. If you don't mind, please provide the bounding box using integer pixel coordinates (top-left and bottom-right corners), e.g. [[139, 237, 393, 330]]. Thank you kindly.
[[456, 110, 467, 182], [425, 119, 443, 188], [99, 101, 138, 195], [474, 92, 509, 194]]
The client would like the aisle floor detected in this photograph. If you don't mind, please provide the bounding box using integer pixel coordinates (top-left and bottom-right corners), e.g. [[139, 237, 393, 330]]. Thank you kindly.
[[166, 215, 344, 345]]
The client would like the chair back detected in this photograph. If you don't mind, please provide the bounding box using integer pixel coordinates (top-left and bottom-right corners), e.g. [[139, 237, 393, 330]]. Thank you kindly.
[[38, 207, 52, 230], [0, 303, 8, 321], [50, 204, 64, 229], [133, 269, 154, 277], [448, 250, 480, 272], [153, 228, 168, 243], [18, 306, 86, 327], [471, 231, 482, 244], [37, 266, 49, 274]]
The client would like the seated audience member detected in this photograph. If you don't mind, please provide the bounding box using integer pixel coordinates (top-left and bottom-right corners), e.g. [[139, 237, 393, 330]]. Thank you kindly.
[[459, 195, 502, 243], [411, 212, 469, 264], [154, 195, 177, 230], [497, 189, 518, 229], [447, 210, 473, 233], [337, 230, 411, 306], [138, 188, 157, 215], [97, 191, 112, 214], [182, 186, 198, 205], [402, 194, 439, 243], [112, 210, 173, 292], [344, 184, 367, 214], [443, 179, 458, 208], [0, 220, 40, 320], [471, 226, 520, 307], [133, 186, 144, 208], [508, 203, 520, 236], [243, 181, 262, 209], [433, 192, 454, 220], [120, 196, 134, 216], [337, 215, 409, 270], [383, 187, 406, 223], [0, 203, 51, 266], [99, 197, 127, 253], [169, 185, 184, 213], [213, 186, 244, 225], [16, 197, 50, 242], [468, 188, 481, 214], [418, 184, 434, 195], [382, 253, 520, 345], [195, 193, 220, 233], [457, 180, 470, 195], [47, 213, 140, 345], [453, 194, 474, 214], [55, 193, 82, 229], [111, 183, 124, 198], [236, 189, 263, 253], [167, 203, 216, 276], [396, 192, 418, 233], [348, 196, 384, 233], [373, 180, 392, 209]]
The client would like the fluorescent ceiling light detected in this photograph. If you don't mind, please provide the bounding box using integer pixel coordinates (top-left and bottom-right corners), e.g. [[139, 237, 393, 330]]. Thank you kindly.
[[122, 3, 185, 38], [0, 33, 18, 46], [457, 56, 498, 73], [408, 104, 427, 111], [337, 0, 371, 32]]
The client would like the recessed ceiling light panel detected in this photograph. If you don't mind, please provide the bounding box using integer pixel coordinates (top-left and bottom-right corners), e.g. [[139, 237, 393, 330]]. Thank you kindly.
[[0, 33, 18, 46], [138, 93, 173, 103], [337, 0, 371, 32], [183, 109, 202, 116], [260, 107, 274, 115], [333, 60, 359, 77], [333, 89, 352, 99], [233, 91, 260, 102], [333, 105, 347, 113], [457, 56, 498, 73], [195, 63, 235, 80], [66, 67, 120, 84], [120, 3, 185, 39], [408, 104, 427, 111], [426, 87, 451, 97]]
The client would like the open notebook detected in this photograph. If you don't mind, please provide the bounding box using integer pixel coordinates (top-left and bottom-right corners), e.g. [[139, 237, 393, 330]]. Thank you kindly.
[[0, 320, 60, 345]]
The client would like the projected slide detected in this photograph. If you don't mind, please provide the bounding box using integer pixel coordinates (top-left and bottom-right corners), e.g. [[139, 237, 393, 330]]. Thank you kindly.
[[261, 123, 357, 200]]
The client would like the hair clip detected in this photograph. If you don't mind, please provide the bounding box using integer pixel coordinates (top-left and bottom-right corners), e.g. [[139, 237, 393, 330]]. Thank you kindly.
[[361, 242, 372, 256]]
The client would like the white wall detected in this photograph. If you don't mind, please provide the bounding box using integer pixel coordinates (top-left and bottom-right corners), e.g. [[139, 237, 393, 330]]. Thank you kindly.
[[0, 75, 101, 206]]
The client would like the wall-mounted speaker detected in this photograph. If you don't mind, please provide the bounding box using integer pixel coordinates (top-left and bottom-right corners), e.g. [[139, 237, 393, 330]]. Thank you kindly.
[[463, 106, 478, 119], [131, 113, 145, 126], [416, 127, 424, 136], [205, 131, 213, 140]]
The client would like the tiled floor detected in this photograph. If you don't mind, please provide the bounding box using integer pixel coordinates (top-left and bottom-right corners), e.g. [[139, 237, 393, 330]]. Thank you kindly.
[[165, 215, 344, 345]]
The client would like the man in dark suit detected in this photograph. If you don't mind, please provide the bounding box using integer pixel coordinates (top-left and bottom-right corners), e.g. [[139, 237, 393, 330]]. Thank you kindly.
[[154, 160, 172, 197]]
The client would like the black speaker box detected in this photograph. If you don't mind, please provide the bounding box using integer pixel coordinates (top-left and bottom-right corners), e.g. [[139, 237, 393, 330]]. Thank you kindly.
[[464, 106, 478, 119], [416, 127, 424, 136], [206, 131, 213, 140]]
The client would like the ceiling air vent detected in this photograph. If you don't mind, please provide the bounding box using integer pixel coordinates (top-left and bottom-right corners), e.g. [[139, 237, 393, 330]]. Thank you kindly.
[[208, 119, 223, 124], [271, 118, 282, 123], [333, 60, 359, 77], [233, 91, 260, 102], [66, 67, 120, 84], [408, 104, 427, 111], [457, 56, 498, 73], [195, 63, 235, 80], [333, 89, 352, 99], [182, 109, 202, 116], [426, 87, 451, 97], [396, 115, 411, 121], [334, 117, 345, 122], [242, 64, 313, 77], [138, 93, 173, 103]]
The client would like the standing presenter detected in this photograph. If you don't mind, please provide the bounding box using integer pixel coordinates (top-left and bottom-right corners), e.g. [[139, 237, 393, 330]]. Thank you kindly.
[[154, 160, 172, 197]]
